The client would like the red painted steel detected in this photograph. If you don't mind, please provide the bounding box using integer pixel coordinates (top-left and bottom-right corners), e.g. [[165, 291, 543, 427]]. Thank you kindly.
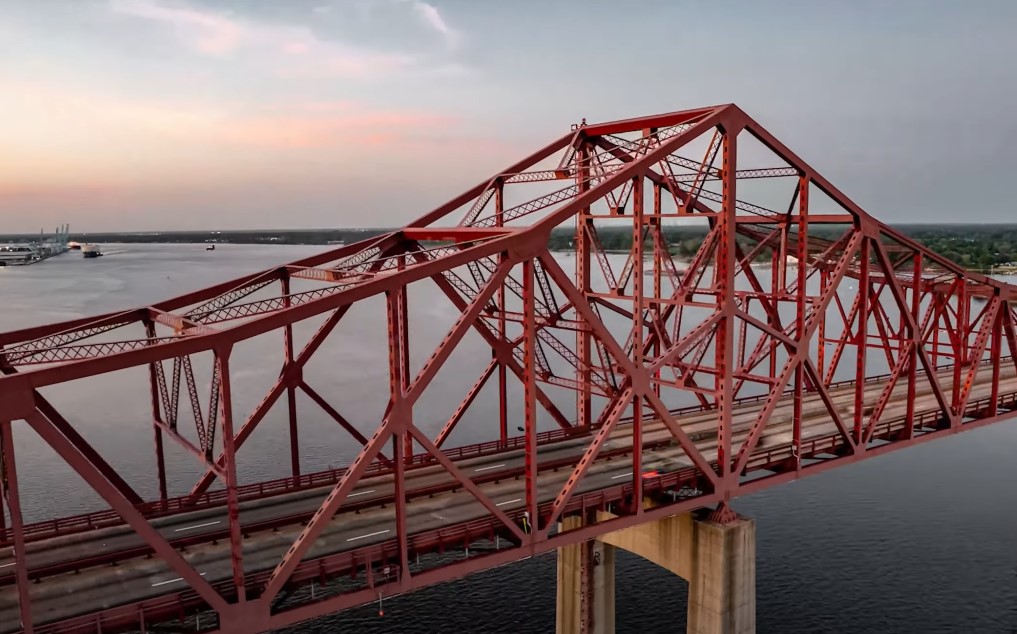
[[1, 104, 1017, 634]]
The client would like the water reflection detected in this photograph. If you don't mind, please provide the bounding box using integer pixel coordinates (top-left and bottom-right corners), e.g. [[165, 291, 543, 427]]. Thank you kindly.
[[1, 244, 1016, 633]]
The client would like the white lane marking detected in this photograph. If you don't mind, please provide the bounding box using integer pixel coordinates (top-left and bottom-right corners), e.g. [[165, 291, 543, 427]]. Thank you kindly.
[[347, 489, 376, 498], [0, 562, 14, 569], [347, 529, 390, 543], [474, 463, 506, 473], [152, 572, 206, 587], [174, 520, 220, 533], [611, 472, 633, 480], [495, 498, 522, 507]]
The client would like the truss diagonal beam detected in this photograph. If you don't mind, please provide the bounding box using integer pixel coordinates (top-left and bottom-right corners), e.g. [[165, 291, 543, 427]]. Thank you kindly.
[[4, 104, 1017, 634], [871, 239, 957, 428], [25, 409, 227, 611], [539, 253, 718, 482], [733, 232, 863, 476]]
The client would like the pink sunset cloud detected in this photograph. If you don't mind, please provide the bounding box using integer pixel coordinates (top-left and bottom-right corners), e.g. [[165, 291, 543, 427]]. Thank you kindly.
[[0, 1, 494, 231], [106, 0, 447, 78], [0, 75, 464, 183], [282, 40, 311, 55], [408, 0, 461, 49], [108, 0, 243, 55], [0, 183, 119, 199], [215, 106, 458, 149]]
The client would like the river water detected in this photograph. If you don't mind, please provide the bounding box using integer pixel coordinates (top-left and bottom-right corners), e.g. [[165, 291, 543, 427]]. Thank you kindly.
[[2, 244, 1017, 633]]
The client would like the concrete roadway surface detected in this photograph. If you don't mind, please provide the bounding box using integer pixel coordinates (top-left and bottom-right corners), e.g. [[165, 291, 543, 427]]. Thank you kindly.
[[0, 364, 1014, 631]]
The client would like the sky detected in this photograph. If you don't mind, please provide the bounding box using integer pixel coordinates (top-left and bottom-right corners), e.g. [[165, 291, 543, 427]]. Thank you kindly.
[[1, 0, 1015, 232]]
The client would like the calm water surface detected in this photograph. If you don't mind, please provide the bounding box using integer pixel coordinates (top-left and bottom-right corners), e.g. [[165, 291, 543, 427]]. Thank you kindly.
[[2, 244, 1017, 633]]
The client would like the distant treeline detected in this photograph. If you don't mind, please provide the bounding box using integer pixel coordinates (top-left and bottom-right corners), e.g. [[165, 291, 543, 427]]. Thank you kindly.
[[554, 224, 1017, 268], [2, 223, 1015, 270], [893, 224, 1017, 270]]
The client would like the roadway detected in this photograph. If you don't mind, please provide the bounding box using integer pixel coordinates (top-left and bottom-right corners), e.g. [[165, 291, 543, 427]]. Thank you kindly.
[[1, 362, 1015, 631]]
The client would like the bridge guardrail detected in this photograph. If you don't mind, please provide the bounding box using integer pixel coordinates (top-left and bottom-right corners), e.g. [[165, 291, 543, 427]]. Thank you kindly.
[[6, 355, 1010, 546], [26, 385, 1017, 634]]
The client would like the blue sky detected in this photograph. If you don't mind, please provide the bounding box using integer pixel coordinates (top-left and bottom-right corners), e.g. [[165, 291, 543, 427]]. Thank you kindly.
[[1, 0, 1015, 232]]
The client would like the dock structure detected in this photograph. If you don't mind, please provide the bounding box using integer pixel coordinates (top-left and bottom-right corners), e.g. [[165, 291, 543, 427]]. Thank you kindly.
[[0, 225, 72, 266]]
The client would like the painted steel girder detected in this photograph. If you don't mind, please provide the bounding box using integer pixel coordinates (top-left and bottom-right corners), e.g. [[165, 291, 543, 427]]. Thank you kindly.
[[4, 104, 1017, 634]]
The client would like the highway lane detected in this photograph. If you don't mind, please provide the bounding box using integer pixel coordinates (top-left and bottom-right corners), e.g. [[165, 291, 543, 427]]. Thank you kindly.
[[12, 439, 606, 575], [11, 359, 994, 576], [8, 362, 1015, 574], [1, 364, 1014, 630], [4, 365, 1013, 610]]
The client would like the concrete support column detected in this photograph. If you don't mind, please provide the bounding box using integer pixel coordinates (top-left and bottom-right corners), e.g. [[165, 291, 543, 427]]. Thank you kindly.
[[686, 515, 755, 634], [558, 509, 754, 634], [556, 516, 615, 634]]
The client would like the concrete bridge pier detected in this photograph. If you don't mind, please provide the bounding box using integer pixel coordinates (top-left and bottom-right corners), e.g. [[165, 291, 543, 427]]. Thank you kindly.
[[556, 508, 756, 634]]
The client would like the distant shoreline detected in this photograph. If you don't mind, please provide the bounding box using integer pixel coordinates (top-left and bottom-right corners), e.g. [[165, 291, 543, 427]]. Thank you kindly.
[[0, 229, 391, 247], [3, 223, 1017, 271], [3, 223, 1017, 247]]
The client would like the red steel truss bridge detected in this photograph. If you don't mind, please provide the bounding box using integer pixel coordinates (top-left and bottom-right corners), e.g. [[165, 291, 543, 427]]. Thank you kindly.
[[0, 104, 1016, 634]]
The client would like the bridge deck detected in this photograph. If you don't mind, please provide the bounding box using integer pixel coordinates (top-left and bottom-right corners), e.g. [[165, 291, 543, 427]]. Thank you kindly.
[[2, 362, 1016, 632]]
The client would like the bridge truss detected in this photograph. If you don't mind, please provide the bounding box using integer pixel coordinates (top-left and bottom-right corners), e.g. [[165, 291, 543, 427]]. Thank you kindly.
[[1, 103, 1016, 633]]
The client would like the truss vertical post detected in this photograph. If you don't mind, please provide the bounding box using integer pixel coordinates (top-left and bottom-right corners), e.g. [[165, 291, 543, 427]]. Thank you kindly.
[[386, 291, 399, 392], [793, 177, 808, 463], [989, 298, 1002, 417], [930, 292, 941, 367], [952, 278, 968, 417], [961, 280, 970, 365], [905, 252, 921, 438], [779, 219, 790, 292], [1, 420, 33, 634], [398, 259, 412, 460], [495, 182, 509, 444], [817, 268, 828, 378], [388, 255, 412, 464], [631, 168, 645, 510], [770, 233, 781, 379], [523, 259, 539, 536], [145, 321, 168, 502], [392, 434, 410, 581], [716, 125, 738, 483], [282, 275, 300, 478], [1006, 308, 1017, 376], [217, 349, 246, 602], [575, 143, 593, 428], [853, 237, 870, 444], [651, 182, 663, 398], [387, 287, 411, 578]]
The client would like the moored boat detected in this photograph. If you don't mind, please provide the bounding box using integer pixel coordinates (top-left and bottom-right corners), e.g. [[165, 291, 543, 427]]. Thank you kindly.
[[0, 244, 40, 265]]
